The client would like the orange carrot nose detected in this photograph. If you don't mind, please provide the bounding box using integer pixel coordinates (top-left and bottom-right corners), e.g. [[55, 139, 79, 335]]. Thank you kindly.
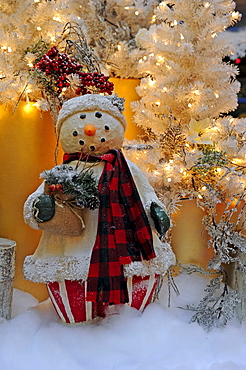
[[84, 123, 97, 136]]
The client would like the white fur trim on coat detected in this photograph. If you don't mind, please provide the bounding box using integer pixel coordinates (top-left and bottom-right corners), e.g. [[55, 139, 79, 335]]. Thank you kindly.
[[23, 241, 175, 284]]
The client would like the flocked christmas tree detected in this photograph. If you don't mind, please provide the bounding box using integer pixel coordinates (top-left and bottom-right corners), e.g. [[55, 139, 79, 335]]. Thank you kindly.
[[125, 0, 246, 330], [0, 0, 160, 114]]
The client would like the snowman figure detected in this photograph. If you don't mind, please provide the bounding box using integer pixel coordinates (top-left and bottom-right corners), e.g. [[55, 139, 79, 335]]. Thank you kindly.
[[23, 94, 175, 323]]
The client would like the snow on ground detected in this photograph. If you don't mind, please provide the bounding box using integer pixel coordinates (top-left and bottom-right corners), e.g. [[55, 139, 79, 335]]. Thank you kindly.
[[0, 274, 246, 370]]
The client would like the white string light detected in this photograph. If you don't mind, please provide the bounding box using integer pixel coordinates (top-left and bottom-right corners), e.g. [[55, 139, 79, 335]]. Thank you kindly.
[[193, 89, 200, 95], [53, 16, 62, 22]]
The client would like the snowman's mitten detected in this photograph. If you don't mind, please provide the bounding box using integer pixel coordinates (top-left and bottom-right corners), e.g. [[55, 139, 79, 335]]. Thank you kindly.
[[150, 201, 170, 237], [32, 194, 55, 223]]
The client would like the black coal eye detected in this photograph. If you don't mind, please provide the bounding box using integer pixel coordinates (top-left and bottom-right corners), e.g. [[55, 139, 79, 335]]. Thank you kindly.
[[101, 137, 106, 142], [80, 113, 86, 119], [104, 125, 110, 131], [73, 131, 78, 136], [95, 111, 102, 118], [79, 140, 84, 145]]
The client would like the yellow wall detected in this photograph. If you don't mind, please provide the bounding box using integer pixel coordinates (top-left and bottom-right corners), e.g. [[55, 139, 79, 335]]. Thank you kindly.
[[171, 199, 213, 269], [110, 78, 144, 140], [0, 102, 62, 301]]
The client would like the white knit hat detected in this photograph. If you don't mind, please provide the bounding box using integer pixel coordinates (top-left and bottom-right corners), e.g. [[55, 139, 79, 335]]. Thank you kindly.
[[57, 94, 126, 134]]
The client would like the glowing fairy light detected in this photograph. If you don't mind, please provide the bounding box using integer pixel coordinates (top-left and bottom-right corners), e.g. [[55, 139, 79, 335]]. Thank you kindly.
[[232, 158, 245, 165], [198, 194, 203, 199], [1, 46, 7, 50], [27, 62, 34, 68], [156, 55, 165, 63], [204, 2, 210, 8], [167, 178, 172, 182], [148, 79, 156, 87], [53, 16, 62, 22], [193, 89, 200, 95], [23, 101, 34, 112], [211, 33, 217, 38], [37, 26, 42, 31], [180, 33, 184, 40], [155, 101, 161, 106], [202, 186, 207, 191], [188, 103, 192, 108], [214, 92, 220, 98], [163, 87, 168, 92], [135, 11, 139, 15], [7, 47, 12, 53]]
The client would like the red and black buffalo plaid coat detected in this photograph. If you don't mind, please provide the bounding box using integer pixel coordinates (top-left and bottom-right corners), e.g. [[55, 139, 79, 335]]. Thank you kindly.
[[63, 149, 156, 304]]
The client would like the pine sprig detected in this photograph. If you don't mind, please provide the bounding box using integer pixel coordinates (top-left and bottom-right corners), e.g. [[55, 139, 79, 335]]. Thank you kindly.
[[40, 164, 100, 210], [24, 38, 50, 66], [187, 276, 238, 331]]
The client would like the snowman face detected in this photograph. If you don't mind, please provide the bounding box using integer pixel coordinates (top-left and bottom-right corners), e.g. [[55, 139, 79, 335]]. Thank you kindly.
[[59, 110, 125, 155]]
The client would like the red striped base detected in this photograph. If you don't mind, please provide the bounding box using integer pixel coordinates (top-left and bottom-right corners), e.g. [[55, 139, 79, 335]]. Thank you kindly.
[[47, 274, 159, 323]]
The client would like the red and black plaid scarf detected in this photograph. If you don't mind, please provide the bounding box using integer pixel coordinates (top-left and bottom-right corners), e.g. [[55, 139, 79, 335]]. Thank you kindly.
[[63, 149, 155, 304]]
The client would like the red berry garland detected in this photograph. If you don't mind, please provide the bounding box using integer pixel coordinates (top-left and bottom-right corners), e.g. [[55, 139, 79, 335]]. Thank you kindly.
[[34, 46, 114, 96]]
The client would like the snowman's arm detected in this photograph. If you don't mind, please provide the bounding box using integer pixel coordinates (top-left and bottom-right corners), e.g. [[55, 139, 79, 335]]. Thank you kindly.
[[23, 182, 45, 230], [127, 159, 170, 236]]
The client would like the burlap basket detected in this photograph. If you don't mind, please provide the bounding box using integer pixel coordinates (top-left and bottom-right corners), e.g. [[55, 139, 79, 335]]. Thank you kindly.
[[38, 183, 85, 236]]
